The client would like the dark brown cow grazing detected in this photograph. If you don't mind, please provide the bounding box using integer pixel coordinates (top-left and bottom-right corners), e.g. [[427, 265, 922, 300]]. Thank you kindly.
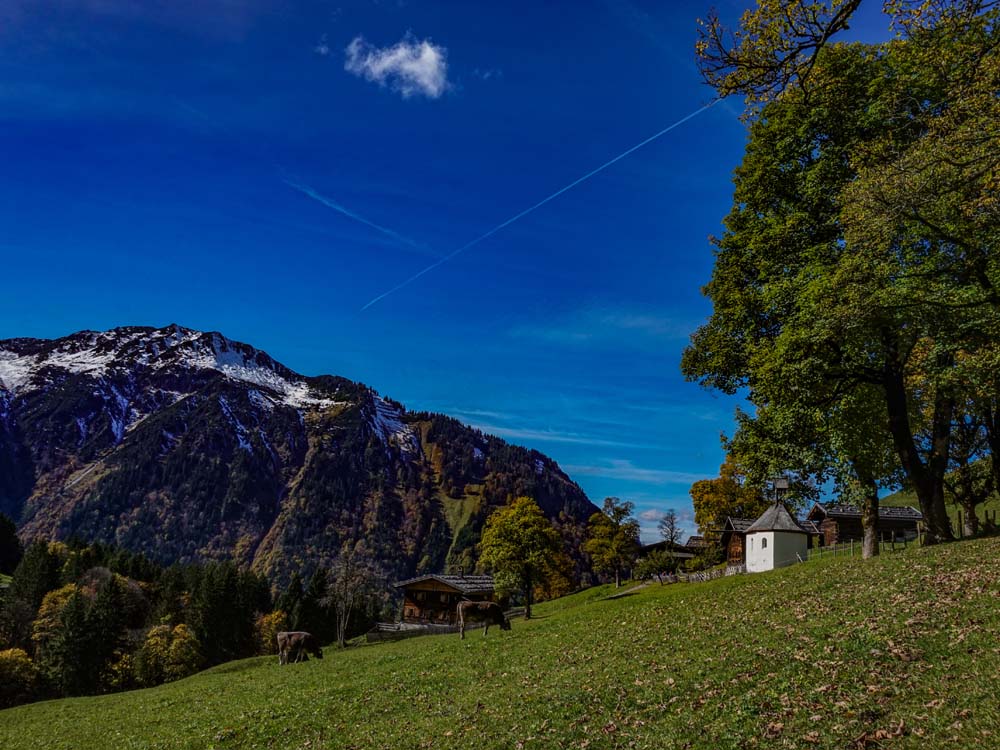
[[456, 601, 511, 639], [276, 631, 324, 665]]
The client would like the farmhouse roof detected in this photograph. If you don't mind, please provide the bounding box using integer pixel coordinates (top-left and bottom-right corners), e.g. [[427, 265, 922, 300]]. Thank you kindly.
[[685, 535, 708, 548], [746, 501, 809, 534], [392, 574, 495, 595], [810, 503, 923, 521]]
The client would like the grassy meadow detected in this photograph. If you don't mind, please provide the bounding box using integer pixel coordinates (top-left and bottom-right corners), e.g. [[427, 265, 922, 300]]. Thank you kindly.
[[2, 538, 999, 749]]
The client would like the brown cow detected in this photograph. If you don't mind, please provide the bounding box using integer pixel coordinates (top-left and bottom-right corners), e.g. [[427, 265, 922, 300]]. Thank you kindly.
[[456, 601, 511, 639], [276, 631, 324, 664]]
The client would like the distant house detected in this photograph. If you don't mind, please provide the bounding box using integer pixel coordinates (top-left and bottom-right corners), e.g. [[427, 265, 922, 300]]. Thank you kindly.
[[806, 503, 922, 545], [393, 574, 496, 625], [640, 539, 696, 565], [745, 501, 810, 573]]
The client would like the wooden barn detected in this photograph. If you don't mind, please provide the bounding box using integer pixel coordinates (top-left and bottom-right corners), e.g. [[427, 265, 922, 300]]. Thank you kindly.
[[806, 503, 923, 546], [393, 574, 496, 625]]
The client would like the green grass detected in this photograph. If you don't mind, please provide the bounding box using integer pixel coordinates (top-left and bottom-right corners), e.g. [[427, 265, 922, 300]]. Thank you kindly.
[[0, 573, 10, 587], [4, 539, 1000, 749]]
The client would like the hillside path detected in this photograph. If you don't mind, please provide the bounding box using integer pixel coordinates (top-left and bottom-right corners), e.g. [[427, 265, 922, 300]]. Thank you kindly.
[[602, 581, 651, 600]]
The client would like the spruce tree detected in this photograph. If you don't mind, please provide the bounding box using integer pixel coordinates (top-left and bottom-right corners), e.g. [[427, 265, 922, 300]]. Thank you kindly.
[[295, 568, 331, 642], [1, 542, 61, 648], [88, 575, 126, 686], [48, 590, 95, 696], [276, 572, 304, 623]]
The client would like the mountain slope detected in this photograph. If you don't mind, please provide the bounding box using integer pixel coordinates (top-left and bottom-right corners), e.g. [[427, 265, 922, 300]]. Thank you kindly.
[[0, 325, 597, 582]]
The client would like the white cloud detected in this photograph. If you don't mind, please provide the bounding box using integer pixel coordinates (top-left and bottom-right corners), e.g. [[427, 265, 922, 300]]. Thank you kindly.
[[638, 508, 665, 522], [510, 308, 697, 348], [563, 460, 707, 486], [344, 34, 449, 99], [472, 67, 502, 81], [467, 422, 645, 449]]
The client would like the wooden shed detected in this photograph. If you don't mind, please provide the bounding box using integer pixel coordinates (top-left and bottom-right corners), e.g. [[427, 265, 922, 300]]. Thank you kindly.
[[684, 535, 708, 551], [393, 574, 496, 625], [719, 517, 754, 565], [806, 503, 922, 546]]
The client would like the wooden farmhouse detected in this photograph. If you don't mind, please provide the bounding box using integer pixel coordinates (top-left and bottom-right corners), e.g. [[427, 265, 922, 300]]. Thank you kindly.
[[806, 503, 923, 546], [745, 501, 811, 573], [393, 574, 496, 625], [639, 539, 696, 566]]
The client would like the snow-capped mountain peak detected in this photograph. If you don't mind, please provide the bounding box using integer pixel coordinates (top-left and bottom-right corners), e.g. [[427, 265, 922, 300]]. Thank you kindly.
[[0, 325, 340, 409]]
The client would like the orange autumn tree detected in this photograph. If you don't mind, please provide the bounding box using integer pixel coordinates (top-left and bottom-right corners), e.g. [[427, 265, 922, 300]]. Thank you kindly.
[[689, 456, 768, 541]]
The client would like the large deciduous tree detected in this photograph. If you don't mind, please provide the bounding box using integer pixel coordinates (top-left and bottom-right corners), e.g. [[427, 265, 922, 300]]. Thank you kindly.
[[584, 498, 641, 588], [329, 543, 377, 648], [479, 497, 567, 618], [685, 4, 1000, 542]]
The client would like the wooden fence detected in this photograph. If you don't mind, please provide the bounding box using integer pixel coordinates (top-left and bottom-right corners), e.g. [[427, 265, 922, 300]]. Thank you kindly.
[[805, 537, 910, 561], [668, 564, 745, 584], [366, 607, 526, 644]]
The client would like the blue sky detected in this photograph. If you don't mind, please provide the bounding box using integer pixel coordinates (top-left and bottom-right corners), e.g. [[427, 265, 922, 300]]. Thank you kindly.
[[0, 1, 894, 542]]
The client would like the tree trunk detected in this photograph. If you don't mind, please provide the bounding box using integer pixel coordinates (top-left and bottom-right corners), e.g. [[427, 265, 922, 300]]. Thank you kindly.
[[984, 407, 1000, 496], [960, 500, 979, 536], [523, 575, 533, 619], [854, 463, 880, 559], [882, 345, 955, 544]]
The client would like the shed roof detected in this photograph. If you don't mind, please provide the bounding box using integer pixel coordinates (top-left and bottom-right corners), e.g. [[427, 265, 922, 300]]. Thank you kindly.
[[723, 517, 755, 533], [392, 574, 495, 595], [746, 501, 809, 534], [800, 520, 822, 535], [685, 535, 708, 548], [809, 503, 923, 521]]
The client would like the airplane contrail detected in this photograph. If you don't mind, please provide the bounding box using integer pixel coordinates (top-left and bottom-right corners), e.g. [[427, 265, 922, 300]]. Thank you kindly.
[[285, 178, 425, 251], [360, 99, 718, 311]]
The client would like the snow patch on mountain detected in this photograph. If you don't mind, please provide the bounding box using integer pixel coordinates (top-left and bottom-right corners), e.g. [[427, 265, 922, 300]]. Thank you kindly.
[[247, 388, 275, 413], [218, 395, 252, 452], [0, 389, 12, 427], [0, 351, 34, 393], [369, 396, 418, 454]]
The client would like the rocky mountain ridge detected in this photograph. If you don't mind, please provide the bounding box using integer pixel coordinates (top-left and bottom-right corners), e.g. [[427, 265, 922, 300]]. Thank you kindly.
[[0, 325, 598, 583]]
